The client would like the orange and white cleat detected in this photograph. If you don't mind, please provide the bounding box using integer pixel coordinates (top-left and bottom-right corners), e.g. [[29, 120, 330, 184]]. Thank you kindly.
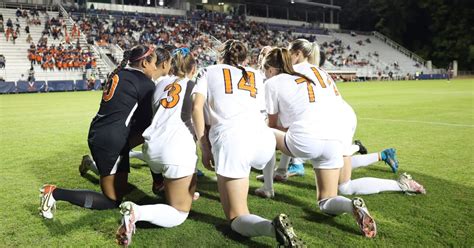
[[39, 184, 57, 219], [398, 173, 426, 195], [116, 202, 138, 247], [352, 197, 376, 238]]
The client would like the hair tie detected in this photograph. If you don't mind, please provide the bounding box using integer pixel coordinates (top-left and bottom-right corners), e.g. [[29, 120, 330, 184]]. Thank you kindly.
[[172, 47, 190, 57], [130, 46, 155, 62]]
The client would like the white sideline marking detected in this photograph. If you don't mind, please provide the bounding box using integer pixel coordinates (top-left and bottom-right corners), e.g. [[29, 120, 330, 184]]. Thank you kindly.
[[359, 117, 474, 128]]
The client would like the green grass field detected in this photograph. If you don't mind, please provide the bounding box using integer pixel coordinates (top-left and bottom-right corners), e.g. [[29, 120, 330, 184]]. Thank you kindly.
[[1, 79, 473, 247]]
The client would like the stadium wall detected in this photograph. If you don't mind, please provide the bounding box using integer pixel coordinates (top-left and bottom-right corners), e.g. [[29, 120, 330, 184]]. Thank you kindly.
[[246, 16, 339, 30], [86, 2, 186, 16], [0, 80, 102, 94]]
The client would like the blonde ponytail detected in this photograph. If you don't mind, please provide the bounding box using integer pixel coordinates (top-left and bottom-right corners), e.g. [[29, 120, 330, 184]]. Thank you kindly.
[[308, 42, 320, 67]]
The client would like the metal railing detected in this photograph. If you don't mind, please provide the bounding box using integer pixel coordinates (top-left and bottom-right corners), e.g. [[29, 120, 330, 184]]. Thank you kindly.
[[372, 31, 427, 67], [58, 3, 112, 79]]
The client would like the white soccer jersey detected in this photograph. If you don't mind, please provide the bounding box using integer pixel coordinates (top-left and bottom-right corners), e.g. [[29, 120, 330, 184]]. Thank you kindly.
[[265, 73, 345, 140], [294, 62, 355, 144], [193, 64, 266, 133], [192, 64, 274, 178], [142, 76, 197, 167]]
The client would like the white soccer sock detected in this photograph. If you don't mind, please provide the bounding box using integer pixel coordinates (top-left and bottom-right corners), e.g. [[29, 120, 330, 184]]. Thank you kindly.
[[136, 204, 189, 228], [263, 153, 276, 191], [349, 144, 360, 156], [338, 178, 402, 195], [351, 153, 379, 170], [277, 154, 291, 171], [129, 150, 145, 162], [292, 157, 305, 164], [318, 196, 353, 216], [231, 214, 275, 238]]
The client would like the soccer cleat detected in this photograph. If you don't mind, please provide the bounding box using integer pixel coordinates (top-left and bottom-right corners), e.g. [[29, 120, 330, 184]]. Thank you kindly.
[[39, 184, 57, 219], [256, 169, 288, 182], [287, 163, 305, 177], [397, 173, 426, 195], [352, 197, 376, 238], [354, 140, 368, 155], [273, 214, 306, 248], [254, 187, 275, 199], [79, 154, 94, 176], [116, 201, 139, 247], [381, 148, 399, 173]]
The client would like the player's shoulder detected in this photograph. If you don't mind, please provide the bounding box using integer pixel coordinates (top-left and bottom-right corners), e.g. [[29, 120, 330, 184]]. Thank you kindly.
[[157, 75, 178, 85], [266, 73, 294, 87], [244, 66, 259, 74]]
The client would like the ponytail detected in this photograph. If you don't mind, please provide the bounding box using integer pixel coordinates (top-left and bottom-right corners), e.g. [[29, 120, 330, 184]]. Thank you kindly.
[[171, 47, 196, 78], [221, 39, 249, 82], [308, 42, 320, 67], [103, 50, 131, 86]]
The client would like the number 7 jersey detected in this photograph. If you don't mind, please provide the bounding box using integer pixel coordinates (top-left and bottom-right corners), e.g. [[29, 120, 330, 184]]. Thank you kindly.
[[192, 64, 266, 130]]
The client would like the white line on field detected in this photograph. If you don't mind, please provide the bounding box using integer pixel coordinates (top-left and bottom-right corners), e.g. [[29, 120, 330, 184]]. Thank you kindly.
[[359, 117, 474, 128]]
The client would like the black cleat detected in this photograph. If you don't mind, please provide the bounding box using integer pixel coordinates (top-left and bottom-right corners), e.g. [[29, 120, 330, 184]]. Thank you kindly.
[[354, 140, 368, 155], [273, 214, 306, 248]]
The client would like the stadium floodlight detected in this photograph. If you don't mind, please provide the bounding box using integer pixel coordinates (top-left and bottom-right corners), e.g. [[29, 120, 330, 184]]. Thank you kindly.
[[147, 0, 150, 5], [202, 0, 208, 3], [291, 0, 295, 4], [159, 0, 164, 6]]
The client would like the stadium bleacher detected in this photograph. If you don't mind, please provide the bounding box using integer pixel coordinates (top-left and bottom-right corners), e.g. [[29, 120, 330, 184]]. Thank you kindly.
[[0, 3, 437, 93]]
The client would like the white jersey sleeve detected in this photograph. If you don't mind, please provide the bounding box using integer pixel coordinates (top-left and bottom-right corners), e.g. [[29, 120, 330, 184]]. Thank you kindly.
[[265, 80, 279, 115], [193, 68, 208, 100]]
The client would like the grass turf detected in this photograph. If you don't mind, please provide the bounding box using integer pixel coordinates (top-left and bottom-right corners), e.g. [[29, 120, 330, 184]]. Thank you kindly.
[[0, 79, 473, 247]]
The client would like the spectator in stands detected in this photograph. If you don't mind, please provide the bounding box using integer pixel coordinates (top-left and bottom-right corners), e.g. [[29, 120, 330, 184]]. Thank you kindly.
[[27, 66, 35, 83], [19, 74, 27, 81], [16, 8, 22, 18], [26, 34, 32, 43], [12, 30, 18, 44], [0, 55, 5, 68], [25, 25, 29, 34], [6, 18, 13, 28]]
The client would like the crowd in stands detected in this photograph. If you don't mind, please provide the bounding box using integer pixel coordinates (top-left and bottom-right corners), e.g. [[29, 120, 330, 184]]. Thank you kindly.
[[28, 41, 96, 71], [2, 6, 422, 81], [0, 7, 97, 76], [70, 9, 296, 68]]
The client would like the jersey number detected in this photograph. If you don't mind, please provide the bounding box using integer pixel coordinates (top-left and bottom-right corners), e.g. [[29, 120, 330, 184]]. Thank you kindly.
[[295, 77, 315, 103], [223, 69, 257, 98], [102, 74, 119, 102], [160, 81, 182, 108], [295, 67, 340, 102]]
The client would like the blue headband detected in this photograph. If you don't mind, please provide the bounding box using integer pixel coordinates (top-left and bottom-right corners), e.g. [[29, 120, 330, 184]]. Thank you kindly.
[[172, 47, 190, 57]]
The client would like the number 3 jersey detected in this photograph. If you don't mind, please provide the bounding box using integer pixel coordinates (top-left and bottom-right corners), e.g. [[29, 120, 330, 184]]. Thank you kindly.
[[141, 76, 197, 166], [88, 68, 155, 153], [192, 64, 266, 134]]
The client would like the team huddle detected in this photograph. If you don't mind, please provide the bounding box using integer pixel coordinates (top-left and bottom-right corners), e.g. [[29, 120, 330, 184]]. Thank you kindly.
[[38, 38, 426, 247]]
